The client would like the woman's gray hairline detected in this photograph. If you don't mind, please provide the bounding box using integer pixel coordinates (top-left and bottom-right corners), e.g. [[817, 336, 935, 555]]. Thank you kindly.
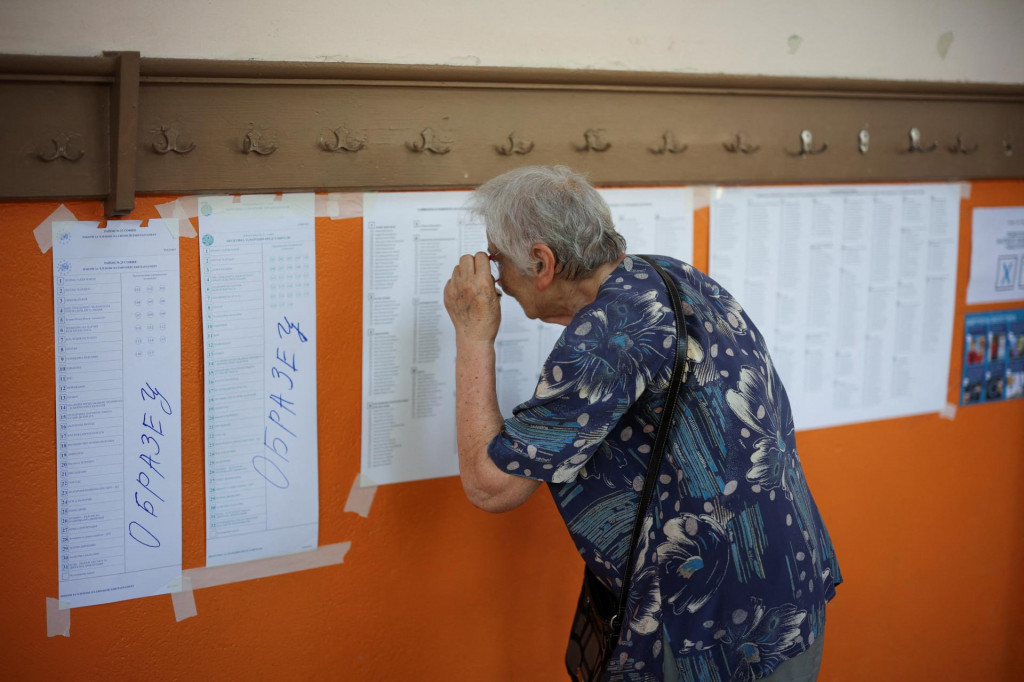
[[469, 166, 626, 281]]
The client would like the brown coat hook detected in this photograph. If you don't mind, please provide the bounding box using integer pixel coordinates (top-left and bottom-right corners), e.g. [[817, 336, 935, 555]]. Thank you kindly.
[[408, 128, 452, 154], [319, 126, 366, 153], [649, 131, 688, 155], [242, 127, 277, 155], [153, 125, 196, 155], [723, 133, 759, 154], [496, 132, 534, 156], [786, 130, 828, 157], [947, 134, 978, 155], [901, 127, 937, 154], [575, 129, 611, 152], [38, 132, 85, 162]]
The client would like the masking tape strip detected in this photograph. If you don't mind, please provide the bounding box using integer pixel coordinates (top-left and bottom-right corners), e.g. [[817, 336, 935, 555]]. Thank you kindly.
[[939, 402, 957, 420], [315, 192, 363, 220], [182, 541, 352, 592], [45, 598, 71, 637], [960, 182, 972, 200], [168, 576, 197, 622], [344, 473, 378, 517], [154, 197, 199, 238], [34, 204, 78, 253], [692, 186, 712, 211]]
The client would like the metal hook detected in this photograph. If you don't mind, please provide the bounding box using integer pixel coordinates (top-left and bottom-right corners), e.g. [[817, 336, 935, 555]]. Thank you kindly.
[[242, 127, 277, 155], [902, 127, 937, 154], [648, 131, 688, 155], [858, 129, 870, 155], [947, 134, 978, 155], [152, 125, 196, 155], [722, 133, 760, 154], [318, 126, 366, 153], [575, 129, 611, 152], [407, 128, 451, 154], [787, 129, 828, 157], [38, 132, 85, 162], [496, 132, 534, 156]]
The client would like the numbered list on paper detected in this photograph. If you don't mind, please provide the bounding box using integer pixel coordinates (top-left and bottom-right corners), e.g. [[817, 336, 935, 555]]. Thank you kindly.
[[200, 205, 318, 566], [53, 220, 182, 607], [710, 183, 961, 430], [361, 188, 694, 485]]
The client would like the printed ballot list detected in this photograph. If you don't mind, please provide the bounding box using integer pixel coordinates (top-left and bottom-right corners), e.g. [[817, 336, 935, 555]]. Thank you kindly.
[[200, 195, 318, 566], [53, 220, 182, 608], [710, 183, 961, 431], [362, 188, 694, 485]]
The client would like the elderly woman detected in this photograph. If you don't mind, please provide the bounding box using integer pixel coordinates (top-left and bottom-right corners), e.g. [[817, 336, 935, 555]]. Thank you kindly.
[[444, 166, 841, 682]]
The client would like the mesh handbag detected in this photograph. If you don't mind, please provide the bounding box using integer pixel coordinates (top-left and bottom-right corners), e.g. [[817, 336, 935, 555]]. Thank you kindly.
[[564, 256, 690, 681]]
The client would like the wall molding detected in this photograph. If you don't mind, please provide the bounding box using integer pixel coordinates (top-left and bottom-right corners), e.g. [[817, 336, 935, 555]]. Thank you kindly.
[[2, 53, 1022, 215]]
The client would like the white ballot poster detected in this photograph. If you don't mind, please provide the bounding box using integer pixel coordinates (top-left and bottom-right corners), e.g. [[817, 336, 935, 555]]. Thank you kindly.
[[362, 187, 694, 486], [710, 183, 961, 431], [53, 220, 182, 607], [966, 206, 1024, 304], [199, 195, 318, 566]]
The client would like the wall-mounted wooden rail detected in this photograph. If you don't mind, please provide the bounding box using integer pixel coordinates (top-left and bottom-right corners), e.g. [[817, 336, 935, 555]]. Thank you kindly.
[[1, 54, 1022, 216]]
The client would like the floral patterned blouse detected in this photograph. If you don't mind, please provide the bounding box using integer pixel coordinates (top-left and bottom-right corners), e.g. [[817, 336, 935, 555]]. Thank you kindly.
[[488, 255, 842, 682]]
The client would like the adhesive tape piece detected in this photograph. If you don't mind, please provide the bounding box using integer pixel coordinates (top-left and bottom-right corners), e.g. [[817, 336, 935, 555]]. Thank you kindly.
[[34, 204, 77, 253], [170, 576, 197, 622], [328, 192, 363, 220], [316, 192, 363, 220], [960, 182, 972, 199], [183, 540, 352, 591], [155, 198, 198, 238], [692, 186, 712, 211], [344, 473, 378, 517], [939, 402, 957, 420], [46, 598, 71, 637]]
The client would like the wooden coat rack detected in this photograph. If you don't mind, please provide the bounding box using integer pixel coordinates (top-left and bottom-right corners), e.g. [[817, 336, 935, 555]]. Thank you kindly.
[[0, 52, 1022, 217]]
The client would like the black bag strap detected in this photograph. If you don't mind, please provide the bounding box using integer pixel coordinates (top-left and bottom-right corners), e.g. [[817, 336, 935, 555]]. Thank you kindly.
[[608, 255, 690, 638]]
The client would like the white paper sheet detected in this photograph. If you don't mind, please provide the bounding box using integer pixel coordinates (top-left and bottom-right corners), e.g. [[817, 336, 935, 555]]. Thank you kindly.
[[709, 183, 961, 431], [199, 194, 318, 566], [53, 220, 182, 607], [361, 187, 694, 485], [966, 206, 1024, 304]]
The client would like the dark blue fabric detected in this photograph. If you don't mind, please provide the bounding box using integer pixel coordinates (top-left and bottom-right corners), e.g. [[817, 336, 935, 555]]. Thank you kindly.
[[488, 256, 841, 682]]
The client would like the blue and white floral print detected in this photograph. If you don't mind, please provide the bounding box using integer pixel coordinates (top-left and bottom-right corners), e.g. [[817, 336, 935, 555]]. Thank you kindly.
[[489, 256, 841, 682]]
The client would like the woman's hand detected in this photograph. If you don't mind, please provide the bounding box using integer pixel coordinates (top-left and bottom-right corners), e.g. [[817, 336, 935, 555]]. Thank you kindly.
[[444, 252, 501, 343]]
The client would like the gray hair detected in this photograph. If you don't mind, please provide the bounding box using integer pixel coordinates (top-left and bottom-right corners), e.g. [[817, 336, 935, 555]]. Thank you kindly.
[[468, 165, 626, 280]]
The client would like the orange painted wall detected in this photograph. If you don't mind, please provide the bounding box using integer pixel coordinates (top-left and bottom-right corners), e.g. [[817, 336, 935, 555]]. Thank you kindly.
[[1, 181, 1022, 681]]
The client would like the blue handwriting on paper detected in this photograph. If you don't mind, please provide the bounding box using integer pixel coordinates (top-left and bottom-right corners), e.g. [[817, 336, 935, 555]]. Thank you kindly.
[[255, 317, 309, 488], [129, 382, 173, 548]]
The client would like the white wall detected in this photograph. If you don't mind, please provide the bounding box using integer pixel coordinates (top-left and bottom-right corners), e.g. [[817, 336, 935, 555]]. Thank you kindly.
[[1, 0, 1022, 83]]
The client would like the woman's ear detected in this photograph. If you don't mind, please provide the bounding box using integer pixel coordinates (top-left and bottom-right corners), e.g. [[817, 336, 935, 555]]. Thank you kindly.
[[530, 243, 558, 291]]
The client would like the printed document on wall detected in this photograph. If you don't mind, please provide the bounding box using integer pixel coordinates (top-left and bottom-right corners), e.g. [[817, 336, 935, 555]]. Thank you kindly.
[[709, 183, 961, 430], [361, 187, 694, 485], [199, 194, 318, 566], [53, 220, 182, 607], [966, 206, 1024, 304]]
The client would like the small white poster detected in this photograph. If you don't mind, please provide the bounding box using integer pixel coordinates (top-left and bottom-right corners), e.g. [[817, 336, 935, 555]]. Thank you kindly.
[[967, 207, 1024, 304]]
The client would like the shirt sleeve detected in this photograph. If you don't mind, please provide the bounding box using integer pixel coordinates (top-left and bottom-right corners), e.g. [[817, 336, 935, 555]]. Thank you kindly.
[[487, 286, 676, 483]]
